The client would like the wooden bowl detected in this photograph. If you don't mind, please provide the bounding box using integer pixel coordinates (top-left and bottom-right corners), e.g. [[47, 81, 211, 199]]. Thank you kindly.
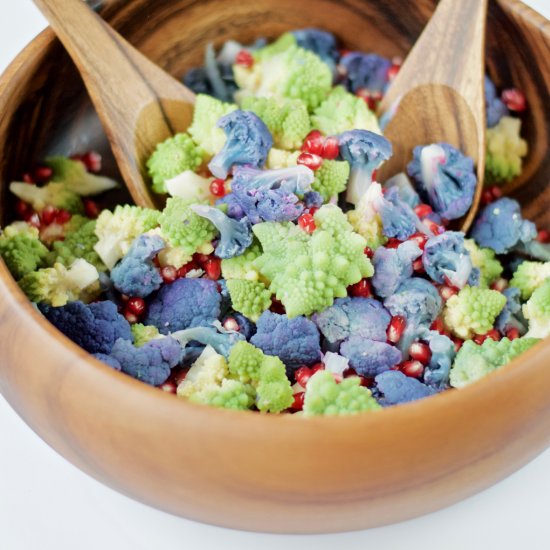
[[1, 0, 550, 534]]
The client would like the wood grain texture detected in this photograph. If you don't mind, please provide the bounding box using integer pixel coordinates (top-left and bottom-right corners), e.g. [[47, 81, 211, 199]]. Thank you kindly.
[[378, 0, 487, 231], [0, 0, 550, 534]]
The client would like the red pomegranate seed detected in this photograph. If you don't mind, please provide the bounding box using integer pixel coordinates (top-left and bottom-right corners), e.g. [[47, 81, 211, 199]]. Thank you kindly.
[[40, 205, 58, 226], [15, 200, 31, 218], [387, 315, 406, 343], [424, 219, 445, 235], [481, 189, 494, 205], [22, 172, 35, 184], [501, 88, 527, 112], [473, 329, 500, 345], [400, 359, 424, 378], [414, 203, 433, 218], [127, 297, 146, 316], [270, 298, 285, 314], [387, 61, 401, 82], [209, 178, 226, 197], [311, 362, 324, 374], [385, 238, 402, 249], [413, 258, 425, 273], [506, 328, 520, 340], [172, 368, 188, 386], [408, 232, 429, 250], [81, 151, 102, 173], [438, 284, 458, 301], [84, 199, 100, 219], [364, 246, 374, 258], [54, 209, 72, 224], [298, 213, 316, 233], [349, 278, 372, 298], [124, 310, 139, 324], [290, 391, 305, 411], [297, 152, 323, 171], [223, 317, 240, 332], [356, 88, 383, 110], [322, 136, 340, 160], [301, 130, 325, 156], [159, 380, 177, 394], [490, 278, 508, 292], [295, 366, 313, 387], [307, 206, 319, 216], [26, 213, 41, 228], [409, 342, 432, 365], [490, 185, 503, 199], [235, 49, 254, 68], [537, 229, 550, 243], [452, 337, 464, 352], [33, 165, 53, 183], [193, 253, 211, 266], [430, 318, 446, 335], [177, 261, 199, 278], [205, 257, 221, 280], [161, 266, 178, 283]]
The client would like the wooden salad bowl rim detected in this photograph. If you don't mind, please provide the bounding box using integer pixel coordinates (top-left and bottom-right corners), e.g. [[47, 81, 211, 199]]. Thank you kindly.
[[0, 0, 549, 533]]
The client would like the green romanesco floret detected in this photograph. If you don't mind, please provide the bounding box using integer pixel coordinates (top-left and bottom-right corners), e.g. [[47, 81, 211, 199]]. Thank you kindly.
[[158, 197, 217, 262], [187, 94, 237, 156], [523, 279, 550, 339], [302, 370, 381, 416], [443, 286, 507, 339], [9, 181, 84, 214], [266, 148, 299, 169], [464, 239, 503, 288], [510, 260, 550, 300], [48, 216, 105, 271], [486, 116, 528, 184], [311, 159, 350, 200], [228, 341, 293, 413], [311, 86, 381, 136], [178, 346, 228, 396], [226, 279, 272, 322], [131, 323, 161, 347], [253, 205, 373, 317], [0, 222, 48, 280], [18, 258, 100, 306], [94, 205, 160, 269], [234, 43, 332, 112], [45, 156, 118, 196], [191, 378, 256, 411], [146, 133, 205, 194], [240, 96, 311, 150], [221, 240, 262, 281], [449, 336, 540, 388]]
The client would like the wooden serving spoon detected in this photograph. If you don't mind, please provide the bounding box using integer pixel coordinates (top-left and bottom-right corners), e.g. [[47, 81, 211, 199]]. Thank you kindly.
[[33, 0, 196, 210], [378, 0, 488, 231]]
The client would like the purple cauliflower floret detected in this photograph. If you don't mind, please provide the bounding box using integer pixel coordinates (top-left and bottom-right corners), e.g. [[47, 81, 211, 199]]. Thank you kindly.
[[422, 231, 474, 289], [250, 311, 321, 371], [407, 142, 477, 220], [485, 75, 509, 128], [312, 297, 391, 345], [470, 197, 537, 254], [340, 337, 402, 377], [375, 370, 436, 406], [39, 300, 133, 355], [495, 286, 528, 336], [338, 52, 391, 94], [208, 110, 273, 179], [291, 28, 339, 73], [171, 325, 245, 358], [371, 240, 422, 298], [93, 353, 122, 371], [303, 191, 324, 209], [231, 312, 256, 340], [109, 336, 184, 386], [384, 172, 421, 208], [110, 234, 164, 298], [378, 187, 420, 240], [145, 278, 221, 334], [338, 129, 393, 205], [419, 329, 455, 389]]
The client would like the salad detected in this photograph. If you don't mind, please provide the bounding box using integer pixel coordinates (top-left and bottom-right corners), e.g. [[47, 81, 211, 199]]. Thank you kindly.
[[1, 28, 546, 416]]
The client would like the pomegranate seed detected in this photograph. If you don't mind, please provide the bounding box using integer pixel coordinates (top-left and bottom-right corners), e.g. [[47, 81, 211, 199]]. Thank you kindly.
[[295, 366, 313, 387], [506, 328, 520, 340], [33, 165, 53, 183], [172, 368, 188, 386], [438, 284, 458, 301], [209, 178, 226, 197], [452, 337, 464, 352], [311, 362, 324, 374], [481, 189, 494, 205], [430, 318, 446, 335], [414, 203, 433, 218], [127, 297, 146, 316], [356, 88, 383, 110], [322, 136, 340, 160], [205, 258, 221, 280], [22, 172, 35, 184], [413, 258, 425, 273], [161, 266, 178, 283], [177, 261, 199, 278], [364, 246, 374, 258], [223, 317, 240, 332], [15, 200, 31, 218], [400, 360, 424, 378], [387, 315, 406, 343], [298, 213, 316, 233], [408, 232, 429, 250], [307, 206, 319, 216], [152, 257, 161, 268], [424, 219, 445, 235], [40, 205, 58, 226], [490, 278, 508, 292], [297, 152, 323, 171], [289, 391, 305, 411], [358, 375, 375, 387], [235, 49, 254, 68], [84, 199, 100, 219], [193, 253, 211, 266], [270, 298, 286, 314], [473, 329, 500, 345], [26, 213, 41, 228], [301, 130, 325, 156], [387, 62, 401, 82], [349, 278, 372, 298], [81, 151, 102, 172], [501, 88, 527, 112], [409, 342, 432, 365], [159, 380, 177, 394], [537, 229, 550, 243], [490, 185, 503, 199], [54, 209, 72, 224], [124, 310, 139, 324], [385, 238, 402, 249]]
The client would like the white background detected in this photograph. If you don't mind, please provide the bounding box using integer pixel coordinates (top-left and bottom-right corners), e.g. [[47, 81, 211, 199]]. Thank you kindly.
[[1, 1, 550, 548]]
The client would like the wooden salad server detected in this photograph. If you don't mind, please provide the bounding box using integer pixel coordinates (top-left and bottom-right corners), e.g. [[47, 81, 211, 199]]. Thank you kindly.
[[378, 0, 488, 231], [33, 0, 196, 210]]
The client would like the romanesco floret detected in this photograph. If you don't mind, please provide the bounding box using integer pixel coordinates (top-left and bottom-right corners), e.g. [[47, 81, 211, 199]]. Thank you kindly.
[[302, 370, 381, 416], [19, 259, 100, 306], [178, 346, 229, 398], [510, 260, 550, 300], [486, 116, 528, 184], [240, 96, 311, 150], [187, 94, 237, 156], [131, 323, 161, 347], [220, 240, 262, 281], [449, 336, 539, 388], [311, 86, 381, 136], [146, 133, 205, 194], [523, 279, 550, 339], [0, 223, 48, 279], [464, 238, 503, 288], [9, 181, 84, 214], [226, 279, 272, 322], [311, 159, 350, 201], [443, 286, 506, 339], [94, 205, 160, 269]]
